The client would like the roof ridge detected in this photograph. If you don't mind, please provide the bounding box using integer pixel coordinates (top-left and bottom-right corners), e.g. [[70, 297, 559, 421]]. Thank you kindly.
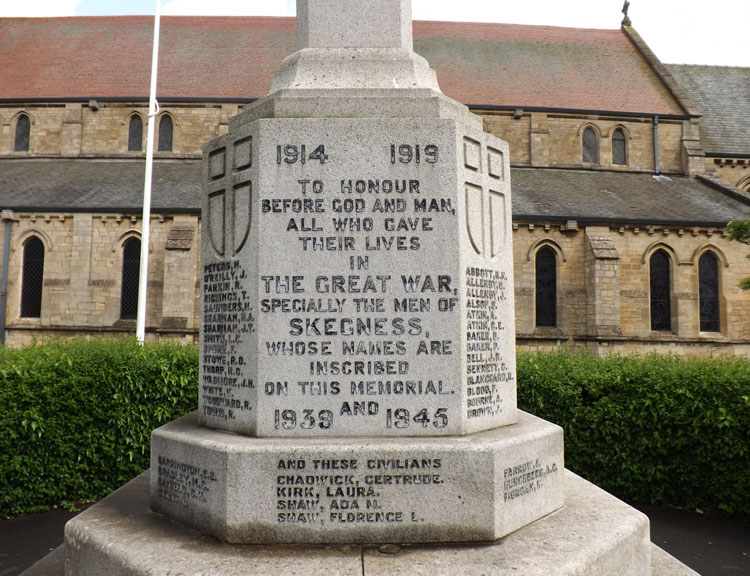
[[667, 63, 750, 72], [621, 25, 700, 118], [415, 20, 621, 33]]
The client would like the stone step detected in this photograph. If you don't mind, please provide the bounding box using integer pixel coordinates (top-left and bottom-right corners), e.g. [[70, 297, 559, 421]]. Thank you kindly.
[[26, 469, 699, 576]]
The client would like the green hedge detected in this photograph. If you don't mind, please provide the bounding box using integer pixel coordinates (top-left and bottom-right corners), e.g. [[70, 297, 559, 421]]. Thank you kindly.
[[2, 341, 748, 518], [0, 338, 198, 517], [517, 350, 750, 516]]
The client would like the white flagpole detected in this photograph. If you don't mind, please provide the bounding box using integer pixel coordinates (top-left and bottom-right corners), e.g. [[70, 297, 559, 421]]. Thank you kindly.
[[137, 0, 161, 342]]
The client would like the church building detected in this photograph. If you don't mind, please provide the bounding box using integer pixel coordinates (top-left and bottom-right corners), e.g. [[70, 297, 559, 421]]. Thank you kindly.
[[1, 14, 749, 354]]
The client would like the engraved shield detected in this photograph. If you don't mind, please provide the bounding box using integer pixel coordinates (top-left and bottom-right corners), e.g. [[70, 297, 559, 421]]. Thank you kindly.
[[233, 183, 252, 255], [207, 190, 225, 256], [489, 190, 507, 257], [465, 183, 484, 255]]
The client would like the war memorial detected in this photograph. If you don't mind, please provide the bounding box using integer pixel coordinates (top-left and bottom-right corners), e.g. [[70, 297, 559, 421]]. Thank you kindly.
[[24, 1, 699, 574]]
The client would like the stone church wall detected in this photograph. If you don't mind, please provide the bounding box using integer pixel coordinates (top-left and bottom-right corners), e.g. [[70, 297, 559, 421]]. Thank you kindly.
[[2, 103, 748, 354], [3, 212, 749, 356], [482, 111, 683, 174], [711, 159, 750, 192], [3, 213, 201, 347], [513, 222, 750, 355]]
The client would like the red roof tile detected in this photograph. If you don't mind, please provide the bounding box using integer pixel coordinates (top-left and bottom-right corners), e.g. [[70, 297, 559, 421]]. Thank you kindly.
[[0, 16, 685, 115]]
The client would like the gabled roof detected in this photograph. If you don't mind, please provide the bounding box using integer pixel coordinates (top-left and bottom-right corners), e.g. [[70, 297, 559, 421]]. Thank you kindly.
[[667, 65, 750, 156], [0, 16, 686, 115], [2, 159, 747, 226]]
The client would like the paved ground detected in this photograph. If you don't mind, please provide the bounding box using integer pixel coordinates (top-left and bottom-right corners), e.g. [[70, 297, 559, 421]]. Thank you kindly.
[[1, 502, 747, 576], [632, 504, 749, 576]]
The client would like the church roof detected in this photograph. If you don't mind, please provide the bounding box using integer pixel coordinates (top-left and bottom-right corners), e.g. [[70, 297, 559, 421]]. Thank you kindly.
[[512, 167, 750, 225], [2, 159, 747, 226], [0, 16, 686, 115], [0, 159, 202, 213], [667, 65, 750, 156]]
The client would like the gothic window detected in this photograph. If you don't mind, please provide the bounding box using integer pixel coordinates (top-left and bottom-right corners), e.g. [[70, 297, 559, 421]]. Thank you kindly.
[[128, 115, 143, 151], [582, 127, 598, 164], [649, 250, 671, 331], [158, 115, 173, 151], [120, 237, 141, 320], [15, 114, 30, 152], [21, 236, 44, 318], [699, 252, 720, 332], [535, 246, 557, 327], [612, 128, 627, 165]]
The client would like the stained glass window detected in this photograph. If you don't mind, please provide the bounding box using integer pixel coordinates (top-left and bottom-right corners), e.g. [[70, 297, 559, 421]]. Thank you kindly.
[[535, 246, 557, 327], [582, 127, 598, 164], [15, 114, 30, 152], [128, 115, 143, 151], [21, 236, 44, 318], [699, 252, 719, 332], [120, 238, 141, 320], [612, 128, 626, 165], [649, 250, 671, 331], [158, 115, 173, 151]]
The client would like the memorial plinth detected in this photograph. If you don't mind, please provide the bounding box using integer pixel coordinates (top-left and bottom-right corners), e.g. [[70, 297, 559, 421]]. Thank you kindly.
[[197, 116, 518, 438], [152, 411, 562, 543], [36, 0, 699, 573]]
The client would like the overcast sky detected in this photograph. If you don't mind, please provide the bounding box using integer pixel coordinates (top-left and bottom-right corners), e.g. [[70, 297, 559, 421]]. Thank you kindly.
[[1, 0, 748, 67]]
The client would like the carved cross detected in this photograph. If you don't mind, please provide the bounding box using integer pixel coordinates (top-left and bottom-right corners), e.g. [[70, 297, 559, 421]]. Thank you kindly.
[[621, 0, 632, 26]]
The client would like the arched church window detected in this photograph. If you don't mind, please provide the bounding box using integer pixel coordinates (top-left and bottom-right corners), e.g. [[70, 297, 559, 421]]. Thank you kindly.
[[582, 127, 598, 164], [15, 114, 30, 152], [535, 246, 557, 327], [649, 250, 671, 331], [21, 236, 44, 318], [612, 128, 627, 165], [128, 115, 143, 151], [158, 115, 173, 152], [699, 252, 720, 332], [120, 238, 141, 320]]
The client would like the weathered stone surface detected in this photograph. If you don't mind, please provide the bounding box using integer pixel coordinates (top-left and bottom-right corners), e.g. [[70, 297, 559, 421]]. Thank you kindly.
[[298, 0, 412, 50], [199, 114, 514, 438], [151, 410, 563, 544], [271, 0, 439, 92], [21, 542, 702, 576], [65, 475, 362, 576], [39, 470, 697, 576], [363, 470, 651, 575], [228, 88, 482, 131]]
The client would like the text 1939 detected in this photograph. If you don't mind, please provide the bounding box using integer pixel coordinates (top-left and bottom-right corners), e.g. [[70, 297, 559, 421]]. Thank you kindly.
[[274, 408, 334, 430]]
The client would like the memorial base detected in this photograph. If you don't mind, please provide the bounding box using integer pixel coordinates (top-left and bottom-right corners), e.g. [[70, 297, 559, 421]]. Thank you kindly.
[[150, 411, 564, 544], [22, 470, 699, 576]]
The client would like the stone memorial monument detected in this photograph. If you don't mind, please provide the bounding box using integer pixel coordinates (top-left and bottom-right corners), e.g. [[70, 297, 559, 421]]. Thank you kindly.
[[149, 0, 565, 545], [31, 1, 698, 574]]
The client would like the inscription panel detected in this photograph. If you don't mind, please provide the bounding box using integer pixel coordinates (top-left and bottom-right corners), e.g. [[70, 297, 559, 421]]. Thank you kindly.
[[200, 118, 515, 437], [151, 411, 564, 543]]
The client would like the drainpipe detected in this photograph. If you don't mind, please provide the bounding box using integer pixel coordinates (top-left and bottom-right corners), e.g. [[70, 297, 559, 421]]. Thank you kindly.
[[0, 211, 15, 346], [653, 115, 660, 176]]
